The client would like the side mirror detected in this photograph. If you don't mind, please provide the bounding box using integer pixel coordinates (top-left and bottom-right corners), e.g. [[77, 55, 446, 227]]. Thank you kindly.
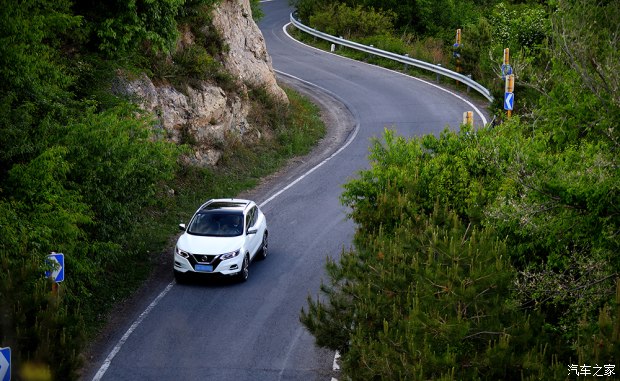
[[179, 224, 186, 231], [247, 228, 257, 235]]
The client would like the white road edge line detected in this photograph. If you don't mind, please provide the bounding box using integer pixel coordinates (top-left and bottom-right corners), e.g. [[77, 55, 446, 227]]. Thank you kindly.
[[260, 70, 360, 209], [332, 350, 341, 371], [282, 22, 488, 126], [91, 282, 174, 381], [277, 327, 304, 380]]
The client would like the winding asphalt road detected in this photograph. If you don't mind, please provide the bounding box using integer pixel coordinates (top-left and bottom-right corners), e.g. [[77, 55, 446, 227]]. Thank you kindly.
[[82, 1, 487, 380]]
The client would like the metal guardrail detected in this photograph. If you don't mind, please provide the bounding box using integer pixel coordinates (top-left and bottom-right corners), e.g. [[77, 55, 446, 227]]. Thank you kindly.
[[289, 12, 494, 102]]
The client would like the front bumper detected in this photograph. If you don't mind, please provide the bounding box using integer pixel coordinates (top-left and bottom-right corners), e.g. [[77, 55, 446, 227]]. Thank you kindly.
[[174, 251, 243, 276]]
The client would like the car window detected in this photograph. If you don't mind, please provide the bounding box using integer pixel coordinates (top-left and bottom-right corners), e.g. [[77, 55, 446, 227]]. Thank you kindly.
[[245, 208, 254, 231], [251, 207, 258, 226], [188, 212, 243, 237]]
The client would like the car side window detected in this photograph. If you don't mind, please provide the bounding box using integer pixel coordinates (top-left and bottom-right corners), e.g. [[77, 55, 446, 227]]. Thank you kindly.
[[252, 207, 258, 226], [245, 208, 255, 231]]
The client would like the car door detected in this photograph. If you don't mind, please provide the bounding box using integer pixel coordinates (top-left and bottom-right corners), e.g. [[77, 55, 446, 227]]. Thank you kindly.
[[245, 206, 262, 258]]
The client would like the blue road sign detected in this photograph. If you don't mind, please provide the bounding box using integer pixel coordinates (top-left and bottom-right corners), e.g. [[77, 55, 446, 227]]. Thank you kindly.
[[504, 92, 514, 111], [46, 253, 65, 283], [0, 347, 10, 381]]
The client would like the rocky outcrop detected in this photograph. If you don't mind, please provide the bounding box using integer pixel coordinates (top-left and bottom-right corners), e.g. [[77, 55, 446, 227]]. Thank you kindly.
[[114, 0, 287, 166], [211, 0, 288, 104]]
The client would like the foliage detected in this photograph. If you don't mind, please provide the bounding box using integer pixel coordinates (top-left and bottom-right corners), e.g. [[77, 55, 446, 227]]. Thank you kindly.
[[341, 127, 509, 231], [302, 205, 566, 380], [250, 0, 265, 21], [0, 148, 91, 380], [487, 0, 620, 341], [0, 0, 293, 379], [486, 120, 619, 340], [294, 0, 481, 37], [72, 0, 186, 56], [171, 44, 223, 82], [488, 2, 550, 51], [0, 0, 80, 175], [308, 3, 396, 39], [459, 17, 494, 83], [290, 0, 333, 24], [302, 1, 620, 378]]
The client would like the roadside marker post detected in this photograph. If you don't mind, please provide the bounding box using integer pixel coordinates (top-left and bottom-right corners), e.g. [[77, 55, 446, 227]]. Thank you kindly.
[[501, 48, 512, 80], [504, 74, 515, 117], [463, 111, 474, 126], [453, 29, 462, 84]]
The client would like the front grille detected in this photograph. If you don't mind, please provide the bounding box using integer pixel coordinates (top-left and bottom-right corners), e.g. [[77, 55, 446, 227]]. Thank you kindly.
[[187, 253, 223, 272], [192, 254, 217, 264]]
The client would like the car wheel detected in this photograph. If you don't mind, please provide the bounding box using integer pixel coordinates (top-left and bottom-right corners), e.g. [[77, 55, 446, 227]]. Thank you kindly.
[[237, 254, 249, 282], [258, 232, 268, 260], [174, 270, 189, 284]]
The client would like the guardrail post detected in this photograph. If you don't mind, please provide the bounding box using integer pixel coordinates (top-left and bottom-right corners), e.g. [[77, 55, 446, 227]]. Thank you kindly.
[[466, 74, 472, 93], [436, 64, 442, 83], [404, 54, 409, 71]]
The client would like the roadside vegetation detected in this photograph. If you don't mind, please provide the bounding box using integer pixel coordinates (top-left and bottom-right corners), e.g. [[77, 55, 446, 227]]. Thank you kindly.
[[0, 0, 323, 380], [291, 0, 550, 115], [296, 0, 620, 379]]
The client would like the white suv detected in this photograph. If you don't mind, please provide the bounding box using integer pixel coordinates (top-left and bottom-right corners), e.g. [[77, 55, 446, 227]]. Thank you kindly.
[[174, 199, 268, 282]]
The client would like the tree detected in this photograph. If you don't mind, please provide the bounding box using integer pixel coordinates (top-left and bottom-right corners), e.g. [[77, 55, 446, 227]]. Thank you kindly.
[[302, 203, 563, 379], [72, 0, 185, 56]]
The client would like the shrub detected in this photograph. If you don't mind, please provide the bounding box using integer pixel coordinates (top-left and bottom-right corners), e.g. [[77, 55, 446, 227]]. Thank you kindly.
[[308, 3, 396, 39], [302, 205, 564, 380]]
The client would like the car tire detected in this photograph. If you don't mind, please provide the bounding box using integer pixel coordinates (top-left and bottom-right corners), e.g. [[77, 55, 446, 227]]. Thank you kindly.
[[237, 254, 249, 282], [257, 232, 268, 260]]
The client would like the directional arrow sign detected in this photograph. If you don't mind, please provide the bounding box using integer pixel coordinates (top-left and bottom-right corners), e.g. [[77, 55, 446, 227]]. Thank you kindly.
[[504, 92, 514, 111], [0, 347, 10, 381], [46, 253, 65, 283]]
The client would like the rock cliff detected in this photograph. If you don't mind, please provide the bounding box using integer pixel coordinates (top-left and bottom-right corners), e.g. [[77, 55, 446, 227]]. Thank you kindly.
[[115, 0, 287, 166]]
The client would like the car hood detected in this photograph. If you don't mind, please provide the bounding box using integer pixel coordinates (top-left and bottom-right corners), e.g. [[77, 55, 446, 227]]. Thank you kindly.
[[177, 233, 244, 255]]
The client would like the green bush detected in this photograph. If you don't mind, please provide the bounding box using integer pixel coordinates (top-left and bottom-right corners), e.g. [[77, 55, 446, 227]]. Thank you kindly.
[[359, 34, 408, 55], [309, 3, 396, 39], [72, 0, 186, 56], [172, 44, 222, 81], [341, 126, 509, 232], [302, 205, 565, 380]]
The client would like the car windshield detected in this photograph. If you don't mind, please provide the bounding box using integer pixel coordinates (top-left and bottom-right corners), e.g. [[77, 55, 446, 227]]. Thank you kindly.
[[187, 211, 243, 237]]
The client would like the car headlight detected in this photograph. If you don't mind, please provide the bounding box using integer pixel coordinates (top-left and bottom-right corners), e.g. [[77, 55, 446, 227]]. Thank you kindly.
[[175, 246, 190, 259], [219, 250, 240, 261]]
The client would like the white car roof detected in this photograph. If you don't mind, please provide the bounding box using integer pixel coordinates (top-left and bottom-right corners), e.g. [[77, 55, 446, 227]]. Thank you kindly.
[[200, 199, 253, 212]]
